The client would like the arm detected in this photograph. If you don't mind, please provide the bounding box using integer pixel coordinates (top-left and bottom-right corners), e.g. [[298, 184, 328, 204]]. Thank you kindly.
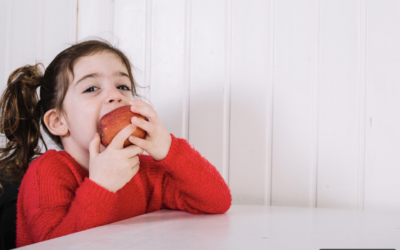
[[126, 100, 231, 214], [156, 134, 232, 214], [24, 124, 145, 243], [20, 155, 117, 243]]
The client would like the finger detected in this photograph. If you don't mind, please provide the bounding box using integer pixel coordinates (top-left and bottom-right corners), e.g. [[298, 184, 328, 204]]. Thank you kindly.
[[122, 144, 144, 158], [137, 147, 144, 155], [129, 100, 158, 123], [131, 162, 140, 175], [128, 156, 140, 170], [89, 133, 101, 158], [131, 116, 155, 135], [129, 135, 151, 150], [108, 124, 136, 149], [131, 155, 140, 165]]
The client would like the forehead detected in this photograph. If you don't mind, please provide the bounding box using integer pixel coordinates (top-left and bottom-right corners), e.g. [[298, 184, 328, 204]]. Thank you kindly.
[[72, 51, 127, 79]]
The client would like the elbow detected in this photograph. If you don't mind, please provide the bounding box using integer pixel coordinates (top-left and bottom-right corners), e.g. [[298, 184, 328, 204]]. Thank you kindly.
[[191, 189, 232, 214], [219, 191, 232, 214], [211, 188, 232, 214]]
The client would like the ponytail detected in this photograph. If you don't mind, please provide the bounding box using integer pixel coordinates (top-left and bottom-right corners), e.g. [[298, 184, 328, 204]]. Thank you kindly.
[[0, 63, 48, 194]]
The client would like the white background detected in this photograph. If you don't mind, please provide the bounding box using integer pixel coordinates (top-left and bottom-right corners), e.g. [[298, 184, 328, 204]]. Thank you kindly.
[[1, 0, 400, 212]]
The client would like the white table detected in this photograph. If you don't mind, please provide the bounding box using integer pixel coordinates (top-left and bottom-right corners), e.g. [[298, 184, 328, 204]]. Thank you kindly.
[[17, 205, 400, 249]]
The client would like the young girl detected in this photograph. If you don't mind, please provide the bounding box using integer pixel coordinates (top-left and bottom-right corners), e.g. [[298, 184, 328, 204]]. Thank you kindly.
[[0, 39, 231, 248]]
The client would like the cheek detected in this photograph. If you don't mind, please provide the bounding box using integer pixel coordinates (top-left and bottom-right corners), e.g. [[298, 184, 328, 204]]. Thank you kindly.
[[67, 100, 99, 135], [70, 112, 99, 149], [76, 107, 99, 132], [63, 90, 102, 148]]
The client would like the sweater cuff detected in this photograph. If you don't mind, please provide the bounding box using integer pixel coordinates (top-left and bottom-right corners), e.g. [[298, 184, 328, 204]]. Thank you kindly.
[[154, 133, 189, 173], [77, 178, 117, 203], [75, 178, 117, 217], [72, 178, 118, 227]]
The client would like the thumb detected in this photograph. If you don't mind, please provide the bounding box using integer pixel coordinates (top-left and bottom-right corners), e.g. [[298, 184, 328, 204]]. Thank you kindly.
[[89, 133, 101, 158]]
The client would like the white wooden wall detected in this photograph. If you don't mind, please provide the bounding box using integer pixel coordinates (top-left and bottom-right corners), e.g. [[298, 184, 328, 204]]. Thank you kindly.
[[1, 0, 400, 212]]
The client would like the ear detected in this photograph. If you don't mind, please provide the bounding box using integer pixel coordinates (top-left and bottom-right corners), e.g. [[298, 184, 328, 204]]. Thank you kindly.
[[44, 109, 69, 137]]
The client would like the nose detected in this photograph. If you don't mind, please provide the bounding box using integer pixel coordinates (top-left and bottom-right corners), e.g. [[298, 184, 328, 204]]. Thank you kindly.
[[105, 86, 123, 104]]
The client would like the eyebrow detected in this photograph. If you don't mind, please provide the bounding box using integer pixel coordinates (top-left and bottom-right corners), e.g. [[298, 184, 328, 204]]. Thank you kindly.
[[74, 71, 130, 86]]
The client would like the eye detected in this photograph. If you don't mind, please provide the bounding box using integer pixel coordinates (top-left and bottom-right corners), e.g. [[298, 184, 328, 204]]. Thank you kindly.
[[117, 85, 131, 91], [83, 86, 99, 93]]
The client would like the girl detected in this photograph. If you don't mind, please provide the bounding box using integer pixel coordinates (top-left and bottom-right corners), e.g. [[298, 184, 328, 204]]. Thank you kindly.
[[0, 39, 231, 248]]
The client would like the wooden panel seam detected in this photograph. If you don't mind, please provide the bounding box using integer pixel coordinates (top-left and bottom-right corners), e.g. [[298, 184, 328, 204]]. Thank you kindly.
[[183, 0, 191, 141], [145, 0, 152, 102], [310, 0, 320, 208], [265, 0, 275, 206], [357, 0, 367, 211], [222, 0, 232, 184]]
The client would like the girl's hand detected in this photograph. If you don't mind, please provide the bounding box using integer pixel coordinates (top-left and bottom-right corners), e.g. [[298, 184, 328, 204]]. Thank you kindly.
[[128, 100, 172, 161], [88, 124, 144, 193]]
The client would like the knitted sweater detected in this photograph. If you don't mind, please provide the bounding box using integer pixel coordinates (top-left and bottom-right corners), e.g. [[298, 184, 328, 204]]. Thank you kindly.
[[16, 134, 232, 247]]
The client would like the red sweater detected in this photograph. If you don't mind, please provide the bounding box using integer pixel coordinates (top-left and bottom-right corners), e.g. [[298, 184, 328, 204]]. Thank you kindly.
[[16, 134, 231, 247]]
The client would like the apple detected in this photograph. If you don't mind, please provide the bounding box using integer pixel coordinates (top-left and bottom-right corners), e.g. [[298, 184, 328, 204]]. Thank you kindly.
[[98, 105, 147, 148]]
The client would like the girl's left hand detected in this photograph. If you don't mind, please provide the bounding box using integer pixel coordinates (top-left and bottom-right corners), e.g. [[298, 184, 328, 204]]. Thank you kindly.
[[128, 100, 172, 161]]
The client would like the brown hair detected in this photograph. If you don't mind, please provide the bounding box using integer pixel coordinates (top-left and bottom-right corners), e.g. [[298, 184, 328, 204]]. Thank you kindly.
[[0, 38, 141, 195]]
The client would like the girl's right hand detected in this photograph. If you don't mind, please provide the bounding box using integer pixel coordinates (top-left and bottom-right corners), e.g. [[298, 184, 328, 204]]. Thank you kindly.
[[88, 124, 144, 193]]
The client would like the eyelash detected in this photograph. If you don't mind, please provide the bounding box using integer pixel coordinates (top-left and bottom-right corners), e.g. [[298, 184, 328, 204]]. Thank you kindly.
[[83, 85, 131, 93]]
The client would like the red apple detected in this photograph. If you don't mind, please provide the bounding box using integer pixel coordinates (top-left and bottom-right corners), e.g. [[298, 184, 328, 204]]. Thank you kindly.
[[98, 105, 147, 148]]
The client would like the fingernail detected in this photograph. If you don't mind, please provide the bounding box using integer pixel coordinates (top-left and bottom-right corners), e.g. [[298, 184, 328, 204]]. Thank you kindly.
[[132, 117, 138, 122]]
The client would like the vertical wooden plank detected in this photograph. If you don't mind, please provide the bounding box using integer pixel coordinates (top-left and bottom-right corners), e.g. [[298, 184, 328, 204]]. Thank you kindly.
[[42, 0, 77, 67], [7, 0, 40, 150], [39, 0, 77, 151], [78, 0, 114, 43], [317, 0, 359, 209], [0, 0, 8, 94], [0, 0, 11, 148], [150, 0, 185, 138], [272, 0, 314, 207], [365, 0, 400, 212], [114, 0, 147, 97], [229, 0, 269, 204], [189, 0, 225, 174], [9, 0, 39, 72]]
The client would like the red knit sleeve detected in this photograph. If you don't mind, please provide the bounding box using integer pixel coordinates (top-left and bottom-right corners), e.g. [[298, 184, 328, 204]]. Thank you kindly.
[[155, 134, 232, 214], [19, 152, 118, 243]]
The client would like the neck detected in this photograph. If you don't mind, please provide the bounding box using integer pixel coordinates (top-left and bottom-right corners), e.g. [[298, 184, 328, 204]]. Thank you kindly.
[[61, 138, 90, 172]]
